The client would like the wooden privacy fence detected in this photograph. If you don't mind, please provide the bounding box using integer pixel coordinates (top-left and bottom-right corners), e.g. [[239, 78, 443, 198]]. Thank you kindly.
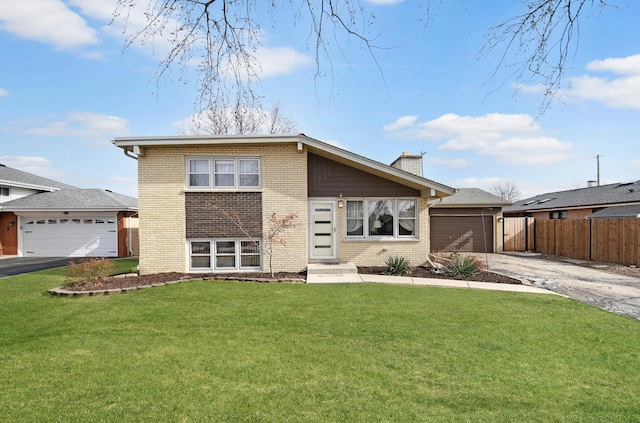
[[503, 217, 640, 266]]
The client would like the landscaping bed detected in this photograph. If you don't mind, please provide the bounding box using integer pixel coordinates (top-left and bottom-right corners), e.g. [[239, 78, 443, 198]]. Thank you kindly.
[[58, 266, 520, 293]]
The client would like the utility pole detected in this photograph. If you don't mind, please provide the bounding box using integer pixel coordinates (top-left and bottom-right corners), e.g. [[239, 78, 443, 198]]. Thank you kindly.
[[596, 155, 600, 186]]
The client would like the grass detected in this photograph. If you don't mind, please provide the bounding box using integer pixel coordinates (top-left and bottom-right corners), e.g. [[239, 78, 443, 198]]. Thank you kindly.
[[1, 259, 640, 422]]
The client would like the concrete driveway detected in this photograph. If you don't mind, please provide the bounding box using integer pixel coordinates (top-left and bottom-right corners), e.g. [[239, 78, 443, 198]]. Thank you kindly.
[[0, 257, 82, 278], [481, 253, 640, 320]]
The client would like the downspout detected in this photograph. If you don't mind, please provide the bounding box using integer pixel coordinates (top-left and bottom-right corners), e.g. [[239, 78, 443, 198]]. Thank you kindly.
[[124, 149, 139, 160]]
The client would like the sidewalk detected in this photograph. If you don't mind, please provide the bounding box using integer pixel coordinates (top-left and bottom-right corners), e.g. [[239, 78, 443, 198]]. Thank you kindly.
[[306, 272, 555, 294]]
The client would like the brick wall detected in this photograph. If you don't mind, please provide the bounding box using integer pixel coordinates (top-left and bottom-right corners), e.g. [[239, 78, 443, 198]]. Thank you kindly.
[[185, 192, 262, 238], [137, 142, 308, 274]]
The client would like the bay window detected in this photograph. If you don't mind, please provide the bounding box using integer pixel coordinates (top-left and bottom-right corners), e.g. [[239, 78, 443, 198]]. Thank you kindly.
[[346, 199, 417, 239]]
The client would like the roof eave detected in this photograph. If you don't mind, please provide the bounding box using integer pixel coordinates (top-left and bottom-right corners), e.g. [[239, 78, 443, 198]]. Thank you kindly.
[[112, 133, 456, 198], [0, 179, 60, 192]]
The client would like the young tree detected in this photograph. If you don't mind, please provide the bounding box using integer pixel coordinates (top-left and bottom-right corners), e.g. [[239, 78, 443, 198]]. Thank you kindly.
[[491, 179, 521, 202], [113, 0, 618, 113], [212, 205, 298, 276]]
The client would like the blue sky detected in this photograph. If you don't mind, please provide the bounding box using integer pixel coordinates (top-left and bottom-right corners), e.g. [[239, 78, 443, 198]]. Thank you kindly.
[[1, 0, 639, 199]]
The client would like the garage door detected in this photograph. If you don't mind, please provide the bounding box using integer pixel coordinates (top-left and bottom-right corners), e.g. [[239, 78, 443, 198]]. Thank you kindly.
[[22, 217, 118, 257], [430, 215, 494, 253]]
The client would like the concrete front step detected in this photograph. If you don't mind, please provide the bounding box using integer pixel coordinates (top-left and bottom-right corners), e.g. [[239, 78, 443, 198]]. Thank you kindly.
[[307, 262, 358, 275]]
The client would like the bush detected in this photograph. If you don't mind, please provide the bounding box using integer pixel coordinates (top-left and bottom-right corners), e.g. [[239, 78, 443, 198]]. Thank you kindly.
[[67, 258, 116, 285], [445, 254, 483, 279], [383, 256, 414, 276]]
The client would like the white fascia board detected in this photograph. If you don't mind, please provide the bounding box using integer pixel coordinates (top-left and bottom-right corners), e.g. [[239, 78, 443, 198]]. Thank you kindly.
[[111, 133, 456, 197], [0, 179, 59, 192]]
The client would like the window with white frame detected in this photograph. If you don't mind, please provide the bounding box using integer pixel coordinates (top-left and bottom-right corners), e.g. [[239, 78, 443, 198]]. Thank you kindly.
[[0, 186, 9, 197], [189, 239, 261, 271], [187, 157, 261, 190], [346, 199, 417, 239]]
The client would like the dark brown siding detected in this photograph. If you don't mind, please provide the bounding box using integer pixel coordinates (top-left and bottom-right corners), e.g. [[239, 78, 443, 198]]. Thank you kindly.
[[185, 192, 262, 238], [430, 208, 496, 253], [308, 153, 419, 197], [0, 212, 18, 255]]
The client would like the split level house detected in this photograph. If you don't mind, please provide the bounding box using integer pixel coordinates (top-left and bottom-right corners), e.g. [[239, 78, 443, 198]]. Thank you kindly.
[[0, 164, 138, 258], [113, 134, 510, 275]]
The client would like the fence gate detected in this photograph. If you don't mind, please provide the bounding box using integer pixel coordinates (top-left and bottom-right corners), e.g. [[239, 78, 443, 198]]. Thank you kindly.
[[503, 217, 535, 252]]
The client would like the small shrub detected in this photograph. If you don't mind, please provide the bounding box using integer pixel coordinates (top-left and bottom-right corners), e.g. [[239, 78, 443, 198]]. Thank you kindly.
[[383, 256, 414, 276], [67, 258, 116, 285], [445, 254, 483, 279]]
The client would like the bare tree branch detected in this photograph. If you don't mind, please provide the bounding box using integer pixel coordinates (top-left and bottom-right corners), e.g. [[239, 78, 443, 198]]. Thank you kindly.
[[182, 100, 297, 135], [491, 179, 521, 202], [480, 0, 613, 114]]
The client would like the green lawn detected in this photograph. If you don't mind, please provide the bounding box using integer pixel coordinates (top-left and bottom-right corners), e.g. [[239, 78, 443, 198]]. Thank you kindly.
[[1, 260, 639, 422]]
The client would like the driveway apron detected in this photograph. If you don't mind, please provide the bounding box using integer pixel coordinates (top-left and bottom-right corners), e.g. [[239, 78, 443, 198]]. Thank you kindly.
[[481, 253, 640, 320]]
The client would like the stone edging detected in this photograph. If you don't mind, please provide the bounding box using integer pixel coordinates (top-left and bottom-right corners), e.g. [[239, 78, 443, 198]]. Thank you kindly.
[[48, 275, 306, 297]]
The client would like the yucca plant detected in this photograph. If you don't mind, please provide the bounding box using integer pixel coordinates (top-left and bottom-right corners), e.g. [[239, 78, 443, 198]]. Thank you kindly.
[[382, 256, 414, 276], [444, 254, 483, 279]]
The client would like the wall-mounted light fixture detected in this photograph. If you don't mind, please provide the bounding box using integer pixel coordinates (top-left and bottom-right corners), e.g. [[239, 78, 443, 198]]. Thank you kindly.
[[337, 193, 344, 208], [8, 221, 15, 227]]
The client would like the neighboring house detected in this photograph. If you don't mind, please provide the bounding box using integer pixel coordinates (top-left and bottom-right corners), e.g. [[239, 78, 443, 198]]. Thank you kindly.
[[113, 134, 509, 275], [429, 188, 511, 253], [0, 164, 138, 257], [504, 180, 640, 220], [587, 204, 640, 219]]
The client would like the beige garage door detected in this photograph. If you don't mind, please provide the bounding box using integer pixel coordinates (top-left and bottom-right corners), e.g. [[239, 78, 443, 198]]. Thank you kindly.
[[430, 215, 494, 253]]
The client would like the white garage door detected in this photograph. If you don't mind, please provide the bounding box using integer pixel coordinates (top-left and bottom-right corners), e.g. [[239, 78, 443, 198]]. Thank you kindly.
[[23, 217, 118, 257]]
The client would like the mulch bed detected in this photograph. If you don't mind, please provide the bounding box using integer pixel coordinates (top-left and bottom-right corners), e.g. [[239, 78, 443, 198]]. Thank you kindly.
[[58, 266, 520, 294]]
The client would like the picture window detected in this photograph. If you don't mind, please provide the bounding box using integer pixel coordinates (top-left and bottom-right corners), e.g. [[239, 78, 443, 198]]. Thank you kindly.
[[346, 199, 417, 239]]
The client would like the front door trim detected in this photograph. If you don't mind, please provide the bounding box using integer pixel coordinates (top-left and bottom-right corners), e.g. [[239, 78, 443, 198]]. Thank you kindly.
[[308, 200, 337, 261]]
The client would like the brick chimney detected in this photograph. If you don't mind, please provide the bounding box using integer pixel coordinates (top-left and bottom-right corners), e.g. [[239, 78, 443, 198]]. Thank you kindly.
[[390, 152, 423, 177]]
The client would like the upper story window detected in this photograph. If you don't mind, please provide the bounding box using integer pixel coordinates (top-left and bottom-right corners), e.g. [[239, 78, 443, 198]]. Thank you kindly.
[[346, 199, 417, 239], [187, 157, 261, 190], [0, 187, 9, 197]]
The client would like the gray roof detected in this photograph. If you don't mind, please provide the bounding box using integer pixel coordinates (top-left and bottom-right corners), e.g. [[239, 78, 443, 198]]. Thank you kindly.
[[431, 188, 512, 208], [505, 180, 640, 214], [588, 204, 640, 219], [0, 189, 138, 212], [0, 164, 77, 190]]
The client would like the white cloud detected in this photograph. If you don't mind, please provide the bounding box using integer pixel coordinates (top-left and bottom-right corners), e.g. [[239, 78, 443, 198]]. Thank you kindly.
[[0, 155, 68, 180], [253, 46, 313, 78], [586, 54, 640, 75], [383, 115, 418, 132], [569, 54, 640, 110], [0, 87, 7, 96], [384, 112, 574, 165], [0, 0, 98, 50], [21, 112, 130, 140]]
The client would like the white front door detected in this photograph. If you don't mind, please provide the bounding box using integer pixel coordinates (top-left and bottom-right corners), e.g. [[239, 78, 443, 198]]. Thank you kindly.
[[309, 201, 337, 260]]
